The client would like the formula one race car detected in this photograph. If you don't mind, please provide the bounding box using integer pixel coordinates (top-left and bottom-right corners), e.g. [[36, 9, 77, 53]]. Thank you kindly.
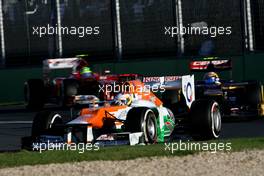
[[23, 75, 222, 149], [24, 57, 142, 110], [190, 58, 264, 118]]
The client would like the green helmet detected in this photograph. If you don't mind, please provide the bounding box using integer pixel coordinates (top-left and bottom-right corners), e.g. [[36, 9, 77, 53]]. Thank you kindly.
[[80, 67, 92, 79], [80, 67, 91, 74]]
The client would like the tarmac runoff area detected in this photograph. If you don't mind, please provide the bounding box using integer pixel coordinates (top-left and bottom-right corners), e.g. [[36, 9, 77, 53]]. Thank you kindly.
[[0, 150, 263, 176]]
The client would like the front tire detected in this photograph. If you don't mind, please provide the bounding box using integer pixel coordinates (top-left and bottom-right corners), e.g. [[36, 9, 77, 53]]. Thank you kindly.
[[125, 107, 158, 144], [190, 99, 222, 140], [32, 111, 64, 139]]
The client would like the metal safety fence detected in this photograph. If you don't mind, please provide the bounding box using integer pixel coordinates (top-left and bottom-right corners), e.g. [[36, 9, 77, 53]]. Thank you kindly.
[[0, 0, 262, 67]]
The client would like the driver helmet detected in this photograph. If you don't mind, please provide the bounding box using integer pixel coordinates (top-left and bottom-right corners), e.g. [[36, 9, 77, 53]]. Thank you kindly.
[[203, 72, 221, 85], [80, 67, 92, 79], [115, 93, 133, 106]]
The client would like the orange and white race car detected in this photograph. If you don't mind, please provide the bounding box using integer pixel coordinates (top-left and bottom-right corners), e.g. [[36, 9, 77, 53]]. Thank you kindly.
[[24, 75, 222, 148]]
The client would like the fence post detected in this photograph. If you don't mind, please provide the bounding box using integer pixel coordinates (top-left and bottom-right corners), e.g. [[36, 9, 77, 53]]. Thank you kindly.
[[56, 0, 63, 57], [0, 0, 5, 67], [245, 0, 254, 51], [175, 0, 184, 55], [112, 0, 122, 61]]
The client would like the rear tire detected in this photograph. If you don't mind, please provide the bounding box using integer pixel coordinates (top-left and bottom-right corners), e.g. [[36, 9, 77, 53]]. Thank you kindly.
[[190, 99, 221, 140], [32, 111, 64, 139], [241, 81, 263, 117], [125, 107, 158, 144], [24, 79, 45, 110]]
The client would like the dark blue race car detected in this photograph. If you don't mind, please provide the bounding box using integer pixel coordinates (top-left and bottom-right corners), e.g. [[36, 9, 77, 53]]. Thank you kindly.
[[190, 58, 264, 118]]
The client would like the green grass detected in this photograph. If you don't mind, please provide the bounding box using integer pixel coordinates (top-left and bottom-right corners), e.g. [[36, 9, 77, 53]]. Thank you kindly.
[[224, 137, 264, 151], [0, 137, 264, 169]]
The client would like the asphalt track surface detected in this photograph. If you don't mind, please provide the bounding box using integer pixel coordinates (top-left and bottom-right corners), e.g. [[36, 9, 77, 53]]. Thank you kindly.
[[0, 105, 264, 151]]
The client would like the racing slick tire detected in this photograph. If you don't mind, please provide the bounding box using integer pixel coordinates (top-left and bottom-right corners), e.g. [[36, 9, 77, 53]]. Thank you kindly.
[[190, 99, 222, 140], [245, 82, 262, 107], [31, 111, 64, 139], [61, 79, 79, 107], [24, 79, 45, 110], [125, 107, 158, 144], [245, 82, 264, 117]]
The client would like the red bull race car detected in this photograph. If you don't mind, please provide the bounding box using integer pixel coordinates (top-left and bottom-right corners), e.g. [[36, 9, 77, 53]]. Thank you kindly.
[[24, 57, 142, 110], [22, 74, 222, 149], [190, 57, 264, 118]]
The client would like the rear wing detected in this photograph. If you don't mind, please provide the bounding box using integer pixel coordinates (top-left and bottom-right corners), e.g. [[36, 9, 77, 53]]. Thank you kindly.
[[143, 76, 182, 89], [43, 58, 89, 80], [143, 75, 195, 108], [190, 59, 232, 72], [43, 58, 81, 70]]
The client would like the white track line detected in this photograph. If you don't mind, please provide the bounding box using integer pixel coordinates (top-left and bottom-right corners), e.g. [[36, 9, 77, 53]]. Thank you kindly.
[[0, 121, 32, 124]]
